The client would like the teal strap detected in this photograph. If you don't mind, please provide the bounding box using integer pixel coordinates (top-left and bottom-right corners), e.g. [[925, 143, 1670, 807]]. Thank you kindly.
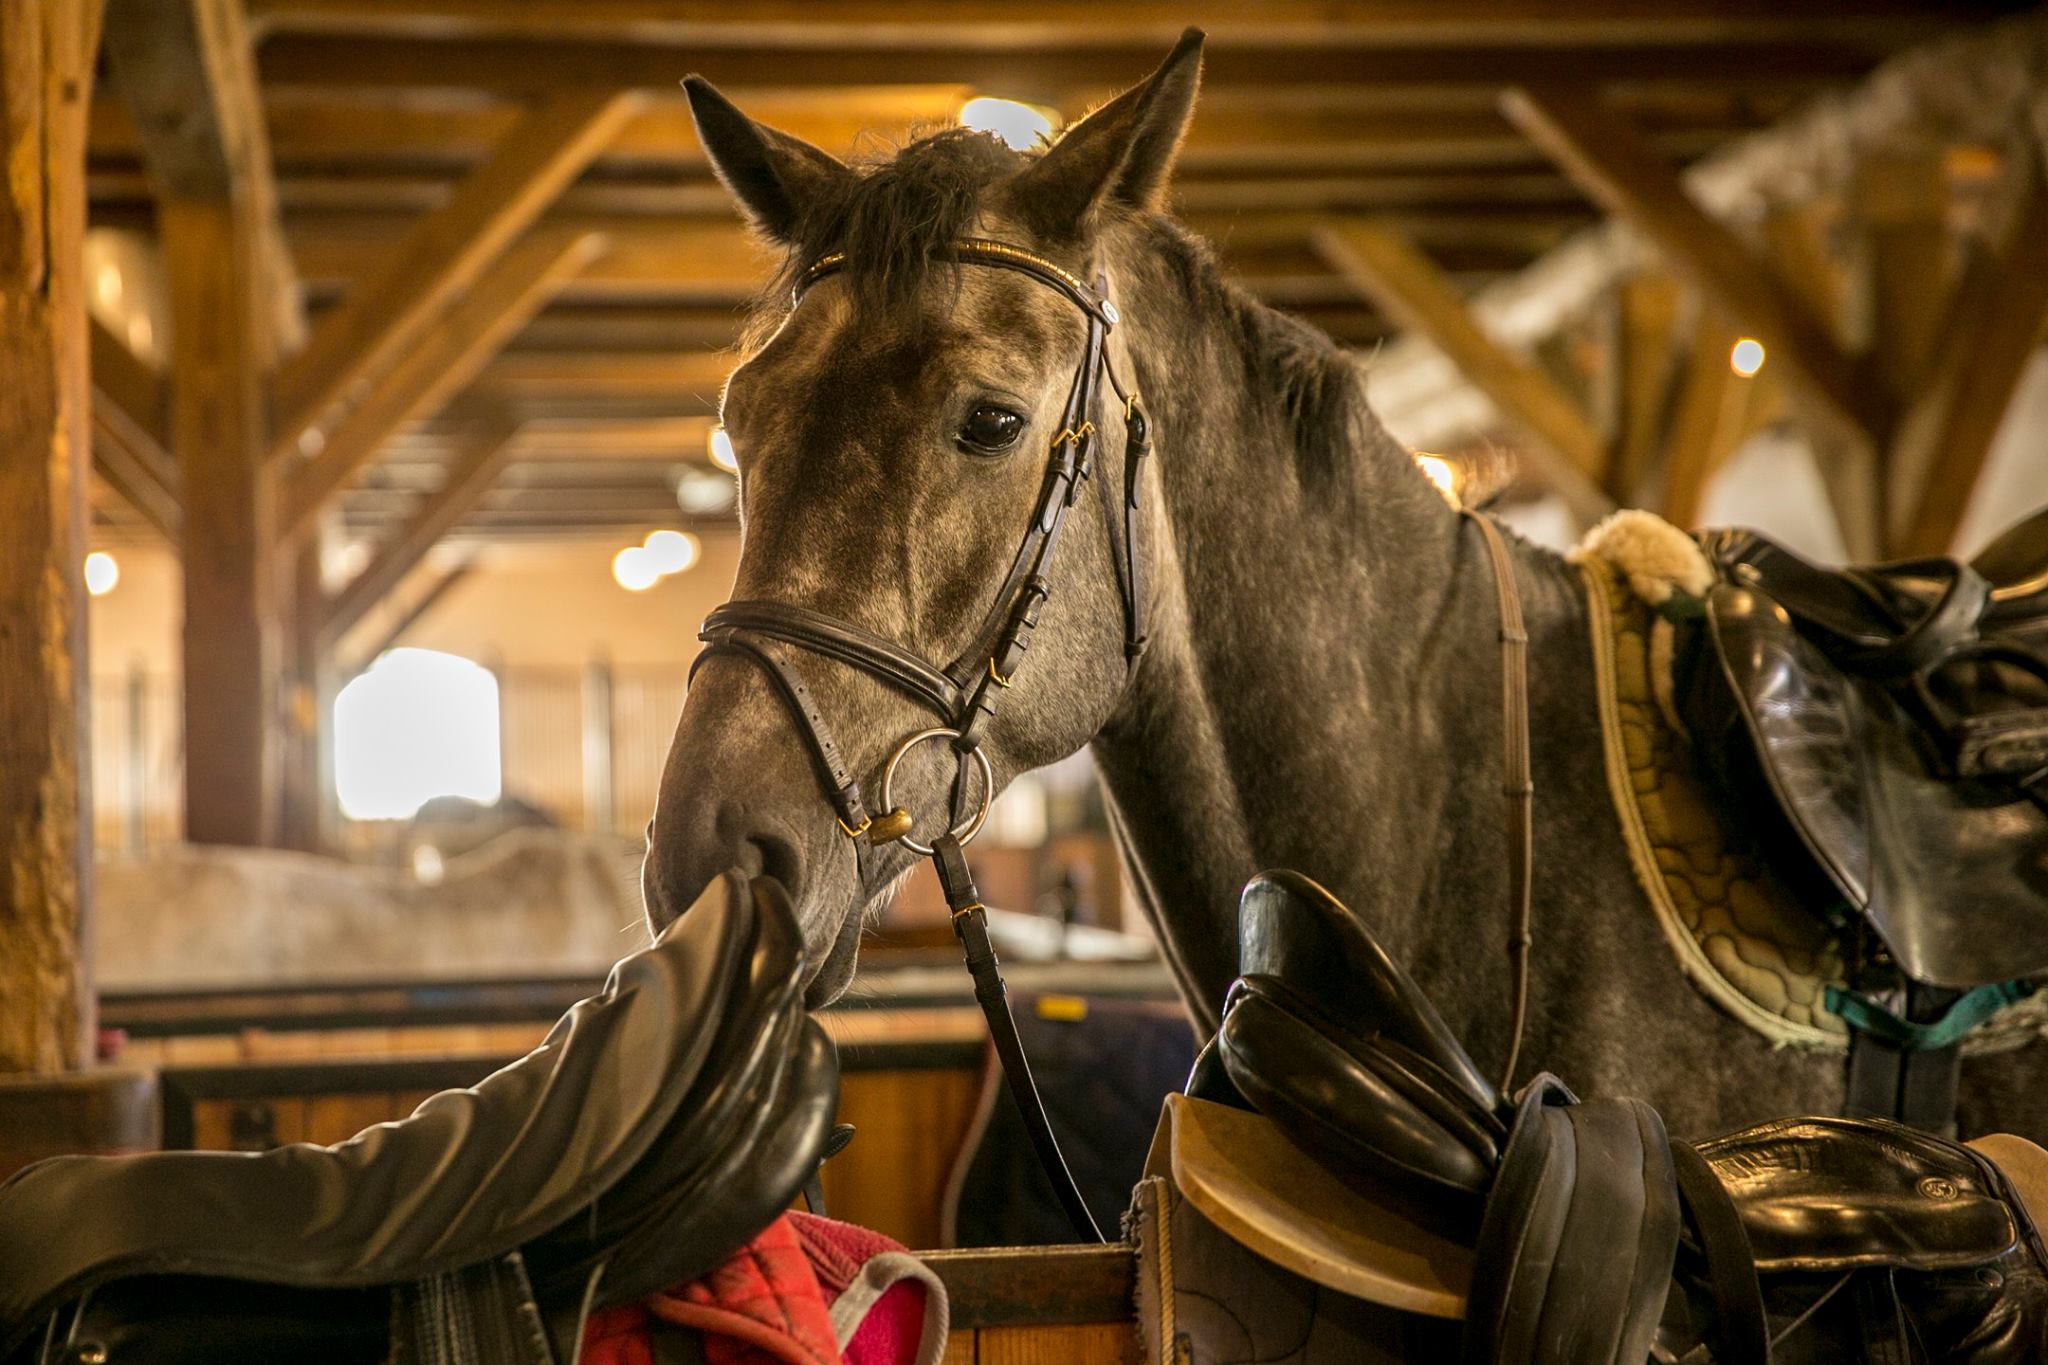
[[1824, 979, 2043, 1052]]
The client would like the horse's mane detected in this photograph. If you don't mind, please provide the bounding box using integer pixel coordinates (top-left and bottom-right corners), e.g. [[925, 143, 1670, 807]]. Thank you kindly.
[[739, 124, 1367, 486]]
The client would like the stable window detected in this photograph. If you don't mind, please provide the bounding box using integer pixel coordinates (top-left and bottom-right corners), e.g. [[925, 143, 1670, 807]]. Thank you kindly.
[[334, 648, 502, 821]]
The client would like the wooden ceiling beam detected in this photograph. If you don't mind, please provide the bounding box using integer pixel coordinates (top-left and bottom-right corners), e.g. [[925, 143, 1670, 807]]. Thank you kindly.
[[102, 0, 306, 358], [270, 88, 641, 468], [321, 417, 519, 648], [280, 227, 606, 545], [243, 0, 1991, 46], [341, 558, 473, 676], [256, 35, 1883, 97], [1893, 169, 2048, 557], [1500, 83, 1880, 450], [1312, 220, 1613, 524]]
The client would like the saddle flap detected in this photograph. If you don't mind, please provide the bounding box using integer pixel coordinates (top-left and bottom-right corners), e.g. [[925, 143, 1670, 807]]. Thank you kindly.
[[0, 872, 827, 1357], [1700, 583, 2048, 987], [1237, 870, 1500, 1117], [1151, 1093, 1473, 1320], [1696, 1116, 2019, 1274]]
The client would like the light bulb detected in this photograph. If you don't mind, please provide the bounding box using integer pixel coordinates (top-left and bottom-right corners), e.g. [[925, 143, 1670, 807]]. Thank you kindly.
[[84, 551, 120, 596]]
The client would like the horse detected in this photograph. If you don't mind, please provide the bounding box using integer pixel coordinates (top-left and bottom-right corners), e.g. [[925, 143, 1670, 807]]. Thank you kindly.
[[641, 31, 2047, 1142]]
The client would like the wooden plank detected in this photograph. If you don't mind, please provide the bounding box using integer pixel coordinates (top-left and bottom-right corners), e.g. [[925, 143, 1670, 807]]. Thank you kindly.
[[1500, 83, 1879, 449], [820, 1066, 982, 1249], [320, 419, 520, 648], [280, 227, 603, 544], [924, 1245, 1137, 1329], [243, 0, 1993, 45], [1312, 220, 1613, 520], [1892, 169, 2048, 557], [162, 195, 280, 847], [271, 89, 639, 467], [252, 32, 1899, 96], [0, 0, 102, 1074], [101, 0, 304, 357], [975, 1324, 1137, 1365]]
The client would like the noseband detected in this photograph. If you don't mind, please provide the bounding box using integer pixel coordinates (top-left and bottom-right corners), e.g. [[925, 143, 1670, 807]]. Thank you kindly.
[[694, 238, 1153, 1239]]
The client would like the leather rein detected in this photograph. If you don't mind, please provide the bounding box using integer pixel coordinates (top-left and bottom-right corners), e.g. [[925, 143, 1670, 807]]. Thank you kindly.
[[694, 236, 1535, 1240]]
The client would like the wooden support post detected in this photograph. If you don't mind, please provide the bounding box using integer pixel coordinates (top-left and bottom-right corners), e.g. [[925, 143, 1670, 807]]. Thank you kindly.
[[1608, 275, 1683, 505], [270, 89, 639, 467], [280, 228, 601, 545], [277, 533, 328, 853], [320, 419, 520, 649], [1501, 83, 1881, 452], [107, 0, 304, 847], [0, 0, 104, 1074], [163, 198, 279, 845], [1892, 163, 2048, 557], [1312, 220, 1614, 523], [1658, 308, 1780, 529]]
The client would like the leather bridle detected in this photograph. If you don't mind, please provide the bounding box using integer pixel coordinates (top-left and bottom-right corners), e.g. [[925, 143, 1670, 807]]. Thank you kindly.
[[697, 239, 1150, 858], [691, 236, 1536, 1243], [694, 238, 1151, 1240]]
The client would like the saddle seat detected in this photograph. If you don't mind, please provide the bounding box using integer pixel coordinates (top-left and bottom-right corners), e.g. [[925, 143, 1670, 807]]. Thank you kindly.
[[0, 872, 838, 1365], [1688, 506, 2048, 989], [1172, 870, 2048, 1363]]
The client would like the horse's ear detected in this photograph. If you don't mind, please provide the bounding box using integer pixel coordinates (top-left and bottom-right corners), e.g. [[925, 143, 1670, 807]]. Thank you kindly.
[[1009, 27, 1204, 238], [684, 75, 852, 244]]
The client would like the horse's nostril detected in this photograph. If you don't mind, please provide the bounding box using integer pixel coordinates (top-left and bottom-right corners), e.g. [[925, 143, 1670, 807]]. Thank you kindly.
[[748, 830, 804, 897]]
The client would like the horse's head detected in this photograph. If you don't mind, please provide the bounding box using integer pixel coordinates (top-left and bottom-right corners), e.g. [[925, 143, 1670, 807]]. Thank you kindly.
[[643, 33, 1205, 1002]]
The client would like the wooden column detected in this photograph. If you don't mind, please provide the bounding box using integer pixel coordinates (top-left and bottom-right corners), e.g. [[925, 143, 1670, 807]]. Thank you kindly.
[[0, 0, 104, 1073], [163, 197, 279, 845]]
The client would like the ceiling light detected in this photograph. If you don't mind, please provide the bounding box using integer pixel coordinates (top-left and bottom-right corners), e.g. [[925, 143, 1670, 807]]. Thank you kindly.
[[641, 529, 700, 575], [1729, 338, 1766, 377], [612, 545, 661, 592], [960, 97, 1057, 151], [708, 426, 738, 473], [84, 551, 120, 596], [674, 467, 735, 515]]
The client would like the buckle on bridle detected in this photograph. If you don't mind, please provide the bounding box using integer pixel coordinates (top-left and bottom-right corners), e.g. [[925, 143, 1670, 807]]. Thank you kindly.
[[987, 656, 1014, 688], [1051, 420, 1095, 450]]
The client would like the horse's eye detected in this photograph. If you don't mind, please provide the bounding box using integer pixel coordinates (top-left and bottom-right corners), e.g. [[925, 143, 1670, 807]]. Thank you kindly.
[[959, 404, 1025, 454]]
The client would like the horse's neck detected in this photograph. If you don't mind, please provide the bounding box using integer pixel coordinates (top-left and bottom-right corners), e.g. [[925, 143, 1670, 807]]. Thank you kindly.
[[1090, 285, 1595, 1032]]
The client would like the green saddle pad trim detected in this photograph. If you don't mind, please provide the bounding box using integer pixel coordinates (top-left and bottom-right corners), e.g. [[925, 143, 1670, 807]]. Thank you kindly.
[[1824, 980, 2046, 1052]]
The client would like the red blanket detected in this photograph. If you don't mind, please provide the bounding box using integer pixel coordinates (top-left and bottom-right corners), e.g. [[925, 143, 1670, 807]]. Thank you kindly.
[[582, 1212, 948, 1365]]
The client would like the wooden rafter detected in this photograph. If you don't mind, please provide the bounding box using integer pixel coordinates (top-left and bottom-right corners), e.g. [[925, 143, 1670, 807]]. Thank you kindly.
[[1893, 165, 2048, 557], [280, 226, 605, 544], [88, 318, 180, 540], [1312, 221, 1613, 522], [1658, 311, 1776, 528], [101, 0, 304, 358], [343, 560, 475, 677], [320, 419, 520, 648], [270, 88, 640, 467], [1499, 83, 1879, 450]]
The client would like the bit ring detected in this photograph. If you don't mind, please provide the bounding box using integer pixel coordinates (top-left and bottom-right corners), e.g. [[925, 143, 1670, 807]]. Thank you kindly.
[[877, 727, 995, 857]]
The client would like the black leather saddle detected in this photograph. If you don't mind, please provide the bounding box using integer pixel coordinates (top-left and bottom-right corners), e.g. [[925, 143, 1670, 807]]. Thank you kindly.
[[1188, 870, 2048, 1363], [0, 872, 839, 1365], [1685, 507, 2048, 990]]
